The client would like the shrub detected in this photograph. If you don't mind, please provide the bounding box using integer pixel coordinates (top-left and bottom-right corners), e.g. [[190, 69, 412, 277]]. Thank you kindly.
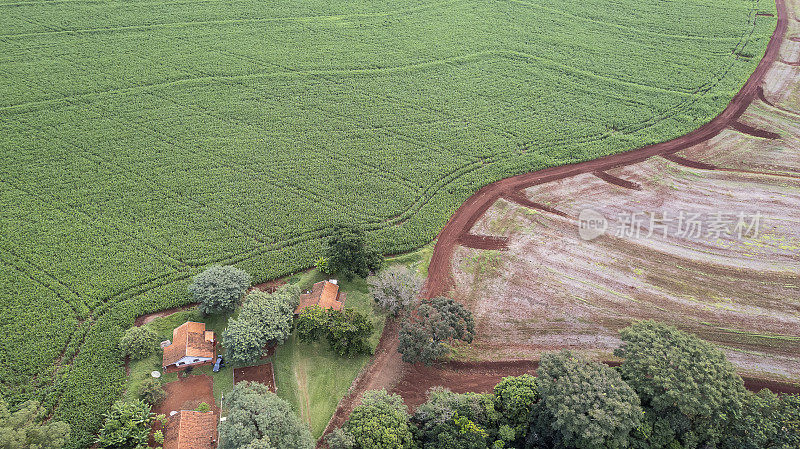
[[398, 297, 475, 365], [189, 265, 251, 315], [119, 326, 158, 360], [95, 399, 153, 449], [137, 378, 166, 406], [196, 402, 211, 413]]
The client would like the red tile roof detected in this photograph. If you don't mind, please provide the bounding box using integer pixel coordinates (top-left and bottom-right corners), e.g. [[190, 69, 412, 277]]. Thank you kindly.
[[163, 410, 217, 449], [295, 281, 346, 314], [163, 322, 216, 368]]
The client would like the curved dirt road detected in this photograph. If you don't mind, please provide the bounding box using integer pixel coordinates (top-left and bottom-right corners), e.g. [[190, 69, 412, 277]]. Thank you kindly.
[[423, 0, 789, 298]]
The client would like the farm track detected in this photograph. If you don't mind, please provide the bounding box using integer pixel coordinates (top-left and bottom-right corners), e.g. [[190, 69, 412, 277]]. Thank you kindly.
[[319, 0, 798, 443]]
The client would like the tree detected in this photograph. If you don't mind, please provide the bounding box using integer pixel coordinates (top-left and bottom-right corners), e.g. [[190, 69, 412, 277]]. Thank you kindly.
[[412, 388, 500, 449], [119, 326, 158, 360], [96, 399, 153, 449], [223, 289, 295, 365], [295, 307, 374, 357], [0, 399, 70, 449], [324, 224, 383, 281], [325, 309, 374, 357], [493, 374, 538, 443], [721, 390, 800, 449], [367, 266, 423, 316], [614, 321, 747, 448], [137, 378, 166, 405], [218, 381, 313, 449], [398, 297, 475, 365], [189, 265, 251, 315], [325, 428, 356, 449], [344, 390, 414, 449], [531, 351, 642, 449]]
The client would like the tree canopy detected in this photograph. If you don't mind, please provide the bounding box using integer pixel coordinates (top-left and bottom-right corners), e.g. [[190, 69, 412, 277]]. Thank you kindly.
[[398, 297, 475, 365], [411, 388, 501, 449], [218, 381, 313, 449], [0, 400, 70, 449], [222, 289, 295, 365], [532, 351, 642, 449], [493, 374, 538, 443], [367, 266, 423, 316], [324, 224, 383, 281], [344, 390, 414, 449], [119, 326, 158, 360], [614, 321, 747, 448], [189, 265, 251, 315]]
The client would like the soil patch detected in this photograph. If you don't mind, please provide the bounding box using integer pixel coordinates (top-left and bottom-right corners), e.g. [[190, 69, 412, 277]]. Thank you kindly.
[[731, 120, 782, 138], [234, 363, 276, 392], [134, 304, 196, 327], [457, 234, 510, 250], [153, 374, 218, 416]]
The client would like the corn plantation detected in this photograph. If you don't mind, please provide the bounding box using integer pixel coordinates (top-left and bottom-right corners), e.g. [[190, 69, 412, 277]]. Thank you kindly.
[[0, 0, 775, 445]]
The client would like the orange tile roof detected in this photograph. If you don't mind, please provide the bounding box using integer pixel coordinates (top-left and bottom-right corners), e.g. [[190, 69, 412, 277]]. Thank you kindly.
[[295, 281, 346, 314], [163, 322, 216, 368], [163, 410, 217, 449]]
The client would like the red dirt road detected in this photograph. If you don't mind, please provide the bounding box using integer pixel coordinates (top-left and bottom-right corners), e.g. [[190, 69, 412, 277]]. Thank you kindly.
[[422, 0, 788, 298]]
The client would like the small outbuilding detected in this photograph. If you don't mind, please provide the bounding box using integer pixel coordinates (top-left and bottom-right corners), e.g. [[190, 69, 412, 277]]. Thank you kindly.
[[295, 280, 346, 315], [162, 322, 216, 372], [163, 410, 217, 449]]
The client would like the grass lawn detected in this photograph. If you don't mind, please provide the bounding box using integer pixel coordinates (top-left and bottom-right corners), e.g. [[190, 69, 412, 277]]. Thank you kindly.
[[274, 245, 433, 437]]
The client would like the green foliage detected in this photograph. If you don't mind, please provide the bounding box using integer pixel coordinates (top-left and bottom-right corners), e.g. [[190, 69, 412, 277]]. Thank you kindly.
[[223, 289, 295, 365], [398, 297, 475, 365], [532, 351, 642, 449], [119, 326, 159, 360], [325, 428, 356, 449], [295, 307, 374, 357], [0, 399, 70, 449], [218, 381, 313, 449], [367, 266, 423, 316], [137, 378, 166, 406], [493, 374, 538, 442], [316, 257, 332, 275], [345, 390, 414, 449], [190, 265, 251, 315], [615, 321, 747, 448], [720, 390, 800, 449], [325, 225, 383, 281], [196, 402, 211, 413], [153, 430, 164, 445], [0, 0, 775, 445], [412, 388, 499, 449], [95, 399, 153, 449]]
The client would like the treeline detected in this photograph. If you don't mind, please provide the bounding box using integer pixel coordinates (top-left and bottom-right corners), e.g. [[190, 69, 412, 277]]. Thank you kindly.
[[329, 321, 799, 449]]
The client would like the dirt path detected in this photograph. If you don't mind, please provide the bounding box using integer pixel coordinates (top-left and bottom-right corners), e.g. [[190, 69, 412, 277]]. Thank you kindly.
[[422, 0, 789, 298]]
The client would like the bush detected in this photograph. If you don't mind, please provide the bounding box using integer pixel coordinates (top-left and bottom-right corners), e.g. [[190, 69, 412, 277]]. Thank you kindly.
[[119, 326, 158, 360], [398, 297, 475, 365], [189, 265, 251, 315], [137, 378, 166, 406], [0, 399, 71, 449], [367, 266, 423, 316], [196, 402, 211, 412], [295, 307, 374, 357], [95, 399, 153, 449]]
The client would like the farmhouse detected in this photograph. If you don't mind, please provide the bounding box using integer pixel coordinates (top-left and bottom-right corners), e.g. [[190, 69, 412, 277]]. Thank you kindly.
[[163, 410, 217, 449], [162, 322, 216, 372], [295, 280, 346, 315]]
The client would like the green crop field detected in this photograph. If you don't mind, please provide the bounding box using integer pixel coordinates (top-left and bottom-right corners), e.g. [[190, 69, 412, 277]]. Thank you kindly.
[[0, 0, 775, 445]]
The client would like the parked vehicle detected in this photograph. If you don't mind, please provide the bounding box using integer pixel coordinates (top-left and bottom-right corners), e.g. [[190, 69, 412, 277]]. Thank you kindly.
[[213, 356, 225, 372]]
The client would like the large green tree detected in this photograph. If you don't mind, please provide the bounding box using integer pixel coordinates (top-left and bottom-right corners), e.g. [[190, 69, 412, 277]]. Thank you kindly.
[[367, 266, 423, 316], [119, 326, 158, 360], [324, 224, 383, 281], [218, 381, 313, 449], [615, 321, 747, 449], [412, 388, 501, 449], [0, 400, 70, 449], [493, 374, 538, 444], [721, 390, 800, 449], [222, 289, 295, 365], [95, 399, 153, 449], [295, 306, 374, 357], [531, 351, 642, 449], [398, 297, 475, 365], [344, 390, 414, 449], [189, 265, 251, 315]]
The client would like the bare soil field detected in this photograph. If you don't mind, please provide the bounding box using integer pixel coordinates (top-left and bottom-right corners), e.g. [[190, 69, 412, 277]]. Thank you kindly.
[[441, 3, 800, 382], [234, 363, 276, 392], [153, 375, 218, 416]]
